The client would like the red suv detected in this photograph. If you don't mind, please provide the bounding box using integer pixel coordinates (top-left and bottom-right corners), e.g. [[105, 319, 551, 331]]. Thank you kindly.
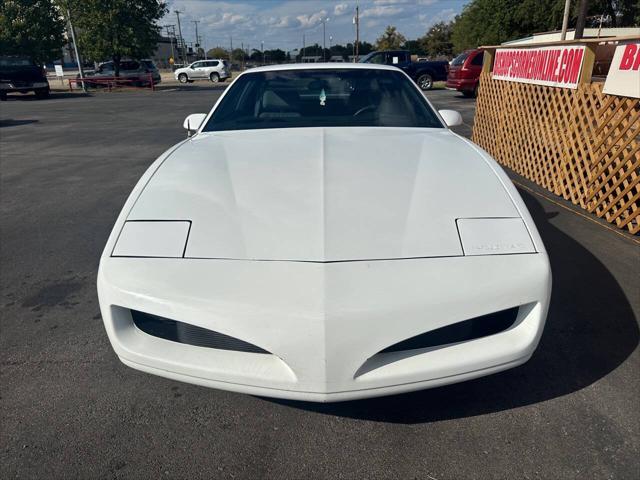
[[446, 49, 484, 98]]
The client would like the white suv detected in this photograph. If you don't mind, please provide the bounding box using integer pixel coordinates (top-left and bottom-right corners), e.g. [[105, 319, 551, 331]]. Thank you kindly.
[[174, 59, 230, 84]]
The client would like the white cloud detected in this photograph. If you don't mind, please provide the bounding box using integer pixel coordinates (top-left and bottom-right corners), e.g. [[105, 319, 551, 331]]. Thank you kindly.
[[361, 5, 404, 18], [419, 8, 457, 27], [374, 0, 410, 4], [295, 9, 328, 28], [163, 0, 464, 51], [365, 19, 382, 29], [267, 15, 300, 28], [333, 3, 349, 16]]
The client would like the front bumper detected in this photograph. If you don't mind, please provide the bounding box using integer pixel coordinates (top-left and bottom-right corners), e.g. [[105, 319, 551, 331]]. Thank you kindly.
[[0, 81, 49, 92], [98, 253, 551, 402], [445, 78, 476, 91]]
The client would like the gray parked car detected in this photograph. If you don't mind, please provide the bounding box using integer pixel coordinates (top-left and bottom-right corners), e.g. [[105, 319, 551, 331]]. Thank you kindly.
[[174, 59, 230, 84]]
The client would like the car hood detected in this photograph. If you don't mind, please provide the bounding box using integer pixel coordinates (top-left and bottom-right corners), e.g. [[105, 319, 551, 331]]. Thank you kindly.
[[127, 127, 521, 261], [0, 65, 45, 82]]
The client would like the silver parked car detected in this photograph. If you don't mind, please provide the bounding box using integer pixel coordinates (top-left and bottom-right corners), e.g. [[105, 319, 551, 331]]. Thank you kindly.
[[174, 59, 230, 84]]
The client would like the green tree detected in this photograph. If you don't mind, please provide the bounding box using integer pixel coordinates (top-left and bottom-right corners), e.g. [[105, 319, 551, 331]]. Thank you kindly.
[[358, 41, 374, 55], [249, 48, 263, 62], [403, 40, 426, 56], [420, 21, 454, 58], [264, 49, 286, 63], [68, 0, 167, 76], [451, 0, 639, 52], [375, 25, 407, 50], [207, 47, 228, 59], [231, 48, 246, 61], [0, 0, 65, 64], [583, 0, 639, 27]]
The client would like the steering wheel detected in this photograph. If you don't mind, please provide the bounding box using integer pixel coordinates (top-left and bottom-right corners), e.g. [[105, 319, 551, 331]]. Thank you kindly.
[[353, 105, 376, 117]]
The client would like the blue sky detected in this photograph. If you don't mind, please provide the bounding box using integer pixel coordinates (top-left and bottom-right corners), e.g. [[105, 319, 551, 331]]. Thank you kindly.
[[164, 0, 468, 52]]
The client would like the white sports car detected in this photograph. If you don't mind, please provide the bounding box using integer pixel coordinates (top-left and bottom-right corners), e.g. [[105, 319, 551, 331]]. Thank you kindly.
[[98, 64, 551, 402]]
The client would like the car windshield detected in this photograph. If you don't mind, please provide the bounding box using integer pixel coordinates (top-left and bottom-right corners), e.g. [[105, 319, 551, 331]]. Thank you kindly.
[[120, 61, 140, 70], [0, 57, 35, 67], [451, 52, 470, 66], [202, 68, 444, 132], [358, 53, 376, 63]]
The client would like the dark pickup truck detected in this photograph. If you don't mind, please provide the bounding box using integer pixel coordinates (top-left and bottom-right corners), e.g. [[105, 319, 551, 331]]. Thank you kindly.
[[359, 50, 449, 90], [0, 56, 50, 100]]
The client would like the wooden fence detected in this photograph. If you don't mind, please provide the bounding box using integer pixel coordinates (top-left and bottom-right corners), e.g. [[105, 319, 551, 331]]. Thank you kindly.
[[472, 39, 639, 235]]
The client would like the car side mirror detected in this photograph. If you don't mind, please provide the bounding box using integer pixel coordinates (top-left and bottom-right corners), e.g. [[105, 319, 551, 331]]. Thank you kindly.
[[183, 113, 207, 137], [438, 109, 463, 127]]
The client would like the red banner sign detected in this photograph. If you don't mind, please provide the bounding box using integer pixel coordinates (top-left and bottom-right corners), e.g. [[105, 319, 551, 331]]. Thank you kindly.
[[492, 45, 586, 89]]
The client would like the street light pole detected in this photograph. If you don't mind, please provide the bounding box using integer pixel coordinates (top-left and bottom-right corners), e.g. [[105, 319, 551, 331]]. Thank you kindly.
[[354, 4, 360, 62], [261, 41, 265, 65], [66, 8, 85, 92], [322, 18, 330, 61]]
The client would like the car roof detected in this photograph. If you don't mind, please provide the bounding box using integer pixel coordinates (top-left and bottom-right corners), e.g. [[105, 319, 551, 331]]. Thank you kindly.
[[242, 63, 404, 74]]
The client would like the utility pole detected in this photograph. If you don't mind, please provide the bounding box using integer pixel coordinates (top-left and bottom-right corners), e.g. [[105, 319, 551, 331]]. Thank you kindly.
[[175, 10, 186, 65], [354, 3, 360, 62], [574, 0, 589, 39], [241, 42, 244, 70], [560, 0, 571, 40], [302, 33, 306, 62], [164, 25, 176, 66], [192, 20, 200, 58], [66, 8, 85, 92], [261, 41, 265, 65], [230, 36, 233, 63]]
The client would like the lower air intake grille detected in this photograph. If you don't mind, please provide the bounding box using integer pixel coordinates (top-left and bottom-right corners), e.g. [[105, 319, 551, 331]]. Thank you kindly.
[[380, 307, 519, 353], [131, 310, 270, 354]]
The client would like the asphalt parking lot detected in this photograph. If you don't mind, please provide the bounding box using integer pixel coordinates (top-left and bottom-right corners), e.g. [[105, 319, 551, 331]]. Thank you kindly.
[[1, 86, 638, 479]]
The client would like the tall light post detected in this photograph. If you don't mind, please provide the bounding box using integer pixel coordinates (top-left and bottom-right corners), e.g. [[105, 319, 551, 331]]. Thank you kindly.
[[354, 3, 360, 62], [261, 41, 265, 65], [302, 33, 306, 62], [66, 8, 86, 92], [322, 17, 330, 61]]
